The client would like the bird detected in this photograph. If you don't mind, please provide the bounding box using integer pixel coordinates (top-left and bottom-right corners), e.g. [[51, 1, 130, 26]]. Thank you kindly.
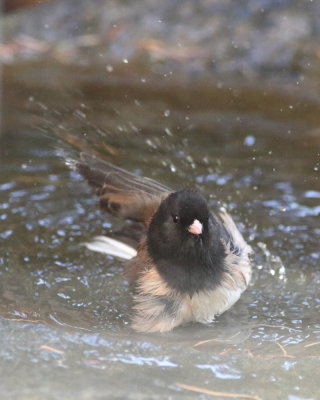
[[71, 153, 253, 333]]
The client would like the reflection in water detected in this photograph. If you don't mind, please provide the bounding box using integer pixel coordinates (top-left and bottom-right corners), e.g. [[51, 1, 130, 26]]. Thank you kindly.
[[0, 67, 319, 399]]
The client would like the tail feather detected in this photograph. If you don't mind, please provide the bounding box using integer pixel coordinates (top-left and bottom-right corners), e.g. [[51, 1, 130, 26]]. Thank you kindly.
[[81, 236, 137, 260]]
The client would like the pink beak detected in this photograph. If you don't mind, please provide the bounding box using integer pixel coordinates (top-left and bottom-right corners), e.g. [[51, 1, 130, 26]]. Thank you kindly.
[[188, 219, 203, 235]]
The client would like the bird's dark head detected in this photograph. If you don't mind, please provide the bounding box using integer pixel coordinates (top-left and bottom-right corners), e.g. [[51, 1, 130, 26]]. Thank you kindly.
[[147, 190, 225, 293], [147, 190, 210, 255], [168, 190, 210, 235]]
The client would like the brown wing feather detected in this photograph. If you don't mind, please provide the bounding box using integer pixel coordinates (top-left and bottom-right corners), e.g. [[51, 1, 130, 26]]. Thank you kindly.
[[76, 153, 171, 224]]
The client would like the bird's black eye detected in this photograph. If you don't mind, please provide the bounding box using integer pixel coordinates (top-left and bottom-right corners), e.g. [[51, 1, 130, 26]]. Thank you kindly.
[[172, 215, 179, 223]]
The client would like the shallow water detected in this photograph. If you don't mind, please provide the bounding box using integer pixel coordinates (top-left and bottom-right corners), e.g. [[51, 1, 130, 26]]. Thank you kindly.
[[0, 64, 319, 400]]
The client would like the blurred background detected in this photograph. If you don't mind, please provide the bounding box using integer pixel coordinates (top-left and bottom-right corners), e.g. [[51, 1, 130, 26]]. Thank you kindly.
[[0, 1, 319, 399]]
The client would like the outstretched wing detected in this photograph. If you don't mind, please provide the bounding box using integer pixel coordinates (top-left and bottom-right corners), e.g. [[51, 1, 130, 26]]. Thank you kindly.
[[75, 153, 171, 224]]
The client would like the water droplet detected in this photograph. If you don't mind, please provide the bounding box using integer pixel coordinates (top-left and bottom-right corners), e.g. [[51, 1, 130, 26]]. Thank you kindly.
[[164, 110, 170, 117], [164, 128, 173, 136], [74, 110, 86, 119], [202, 157, 209, 164], [249, 233, 255, 241], [106, 65, 113, 72], [244, 135, 256, 146], [145, 139, 157, 149]]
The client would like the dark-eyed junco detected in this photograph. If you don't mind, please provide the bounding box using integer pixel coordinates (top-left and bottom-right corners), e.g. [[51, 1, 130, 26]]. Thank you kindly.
[[71, 153, 253, 332]]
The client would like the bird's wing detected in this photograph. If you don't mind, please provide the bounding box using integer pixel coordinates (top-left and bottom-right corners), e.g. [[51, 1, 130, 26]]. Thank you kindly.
[[75, 153, 171, 224], [217, 210, 253, 258]]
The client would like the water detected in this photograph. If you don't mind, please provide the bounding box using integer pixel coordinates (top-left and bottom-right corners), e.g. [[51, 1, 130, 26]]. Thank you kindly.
[[0, 64, 319, 400]]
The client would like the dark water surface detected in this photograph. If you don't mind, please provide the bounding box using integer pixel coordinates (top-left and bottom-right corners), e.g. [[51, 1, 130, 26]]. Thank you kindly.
[[0, 64, 319, 400]]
